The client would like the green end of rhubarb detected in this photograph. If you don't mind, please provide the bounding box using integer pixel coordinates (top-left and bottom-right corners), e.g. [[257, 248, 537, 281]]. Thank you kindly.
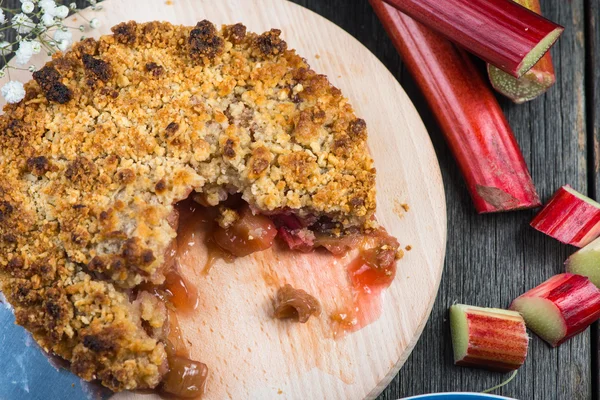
[[450, 304, 469, 362], [566, 237, 600, 288], [510, 297, 565, 347], [563, 185, 600, 208], [488, 64, 555, 104], [516, 27, 563, 77]]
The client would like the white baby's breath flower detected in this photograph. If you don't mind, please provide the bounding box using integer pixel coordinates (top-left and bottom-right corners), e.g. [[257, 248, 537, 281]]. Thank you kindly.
[[0, 42, 12, 56], [89, 18, 100, 29], [57, 39, 69, 52], [0, 9, 5, 25], [2, 81, 26, 104], [38, 0, 56, 14], [12, 13, 35, 34], [21, 1, 35, 14], [54, 29, 72, 45], [30, 40, 41, 54], [53, 5, 69, 19], [41, 12, 55, 26], [15, 41, 34, 65]]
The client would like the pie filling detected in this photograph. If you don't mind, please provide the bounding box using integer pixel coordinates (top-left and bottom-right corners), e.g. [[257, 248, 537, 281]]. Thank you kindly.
[[137, 193, 401, 398]]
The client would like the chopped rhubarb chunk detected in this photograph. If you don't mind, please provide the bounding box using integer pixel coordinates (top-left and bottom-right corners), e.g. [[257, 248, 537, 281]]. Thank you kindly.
[[212, 205, 277, 257], [510, 273, 600, 346], [278, 227, 315, 252], [314, 233, 361, 256], [273, 284, 321, 323], [531, 185, 600, 247], [450, 304, 528, 372], [566, 237, 600, 288], [161, 355, 208, 398]]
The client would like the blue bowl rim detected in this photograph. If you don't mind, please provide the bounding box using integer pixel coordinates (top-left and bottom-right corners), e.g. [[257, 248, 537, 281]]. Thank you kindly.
[[401, 393, 517, 400]]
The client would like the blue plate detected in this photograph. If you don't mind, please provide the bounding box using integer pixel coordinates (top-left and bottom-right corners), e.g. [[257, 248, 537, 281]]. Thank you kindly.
[[402, 394, 516, 400], [0, 304, 112, 400]]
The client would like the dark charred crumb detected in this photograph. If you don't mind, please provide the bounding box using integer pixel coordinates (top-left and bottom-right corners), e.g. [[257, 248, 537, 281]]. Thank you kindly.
[[273, 284, 321, 323], [115, 169, 135, 184], [224, 23, 246, 44], [223, 138, 236, 158], [82, 54, 112, 83], [3, 234, 17, 243], [26, 156, 50, 176], [349, 197, 365, 209], [165, 122, 179, 136], [73, 37, 99, 57], [121, 238, 155, 266], [83, 333, 117, 353], [111, 21, 137, 44], [188, 20, 224, 62], [65, 157, 98, 183], [154, 179, 167, 194], [349, 118, 367, 138], [99, 87, 119, 98], [145, 62, 164, 77], [255, 29, 287, 56], [0, 201, 14, 222], [33, 66, 72, 104]]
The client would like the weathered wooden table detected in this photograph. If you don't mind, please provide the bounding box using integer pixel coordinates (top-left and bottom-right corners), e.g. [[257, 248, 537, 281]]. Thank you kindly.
[[287, 1, 598, 399], [0, 0, 595, 399]]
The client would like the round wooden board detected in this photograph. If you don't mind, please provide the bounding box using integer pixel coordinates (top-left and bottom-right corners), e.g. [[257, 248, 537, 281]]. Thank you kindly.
[[0, 0, 446, 399]]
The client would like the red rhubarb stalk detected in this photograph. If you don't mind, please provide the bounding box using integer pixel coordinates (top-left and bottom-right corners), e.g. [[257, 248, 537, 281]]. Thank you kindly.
[[488, 0, 556, 103], [530, 185, 600, 247], [450, 304, 528, 372], [369, 0, 541, 213], [381, 0, 564, 78], [510, 273, 600, 347]]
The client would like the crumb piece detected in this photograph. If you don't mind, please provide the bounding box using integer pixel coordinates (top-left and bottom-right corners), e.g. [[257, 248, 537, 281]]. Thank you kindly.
[[273, 284, 320, 323], [405, 245, 412, 251], [402, 203, 410, 211], [216, 207, 239, 229], [396, 248, 405, 260]]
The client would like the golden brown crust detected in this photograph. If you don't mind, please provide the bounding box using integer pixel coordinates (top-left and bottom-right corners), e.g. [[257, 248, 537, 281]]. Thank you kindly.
[[0, 20, 376, 392]]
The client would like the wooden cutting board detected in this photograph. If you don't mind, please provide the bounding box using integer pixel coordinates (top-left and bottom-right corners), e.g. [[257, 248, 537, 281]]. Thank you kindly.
[[0, 0, 447, 399]]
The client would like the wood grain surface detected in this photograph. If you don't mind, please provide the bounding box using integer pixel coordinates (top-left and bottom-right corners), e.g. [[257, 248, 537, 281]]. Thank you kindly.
[[0, 0, 594, 399], [0, 0, 447, 399]]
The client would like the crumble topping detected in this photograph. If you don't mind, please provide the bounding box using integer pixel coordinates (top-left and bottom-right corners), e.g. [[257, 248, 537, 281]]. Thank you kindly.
[[0, 20, 377, 392]]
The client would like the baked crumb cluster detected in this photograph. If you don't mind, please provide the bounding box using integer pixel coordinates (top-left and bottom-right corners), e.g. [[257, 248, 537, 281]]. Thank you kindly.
[[0, 21, 376, 391]]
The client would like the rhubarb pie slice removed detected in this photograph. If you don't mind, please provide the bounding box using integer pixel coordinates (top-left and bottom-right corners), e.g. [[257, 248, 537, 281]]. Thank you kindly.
[[0, 20, 400, 396]]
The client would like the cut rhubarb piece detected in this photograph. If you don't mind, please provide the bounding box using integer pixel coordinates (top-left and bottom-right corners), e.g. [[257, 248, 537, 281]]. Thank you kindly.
[[510, 273, 600, 347], [531, 185, 600, 247], [487, 0, 556, 103], [212, 205, 277, 257], [381, 0, 564, 78], [369, 0, 541, 213], [450, 304, 528, 372], [565, 237, 600, 288]]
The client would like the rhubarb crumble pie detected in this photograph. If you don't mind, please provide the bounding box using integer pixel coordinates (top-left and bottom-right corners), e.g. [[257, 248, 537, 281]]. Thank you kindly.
[[0, 20, 400, 396]]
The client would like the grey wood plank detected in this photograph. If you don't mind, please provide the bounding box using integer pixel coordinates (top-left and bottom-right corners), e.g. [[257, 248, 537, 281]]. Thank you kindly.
[[588, 0, 600, 398], [288, 0, 590, 399]]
